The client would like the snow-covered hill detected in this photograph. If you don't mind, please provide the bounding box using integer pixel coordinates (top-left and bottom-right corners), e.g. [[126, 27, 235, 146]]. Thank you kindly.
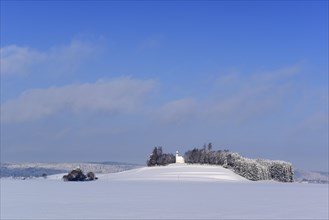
[[294, 169, 329, 184], [98, 163, 248, 182], [3, 162, 328, 185]]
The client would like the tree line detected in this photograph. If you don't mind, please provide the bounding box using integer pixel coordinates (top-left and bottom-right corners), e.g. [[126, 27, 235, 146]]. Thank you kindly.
[[147, 146, 175, 166], [146, 143, 294, 182]]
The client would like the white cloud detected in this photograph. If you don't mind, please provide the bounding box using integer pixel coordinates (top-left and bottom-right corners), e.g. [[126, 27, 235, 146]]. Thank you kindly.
[[156, 98, 197, 125], [209, 83, 288, 122], [0, 39, 100, 76], [1, 77, 156, 122], [251, 65, 300, 83], [151, 65, 302, 127], [207, 65, 299, 123], [0, 45, 46, 75]]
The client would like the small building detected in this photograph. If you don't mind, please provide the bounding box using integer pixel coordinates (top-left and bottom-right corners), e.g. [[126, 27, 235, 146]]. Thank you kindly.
[[176, 151, 185, 164]]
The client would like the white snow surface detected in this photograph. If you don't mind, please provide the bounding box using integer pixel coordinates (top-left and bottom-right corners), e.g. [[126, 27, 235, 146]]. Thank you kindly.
[[1, 164, 328, 219], [99, 163, 248, 182]]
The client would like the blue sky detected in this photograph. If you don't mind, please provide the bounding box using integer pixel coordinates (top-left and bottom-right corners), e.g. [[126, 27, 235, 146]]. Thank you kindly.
[[1, 1, 328, 171]]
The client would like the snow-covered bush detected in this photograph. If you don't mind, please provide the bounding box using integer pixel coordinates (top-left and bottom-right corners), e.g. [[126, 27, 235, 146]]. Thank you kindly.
[[257, 159, 294, 182], [87, 172, 97, 181], [183, 144, 294, 182], [62, 168, 97, 181], [232, 157, 270, 181]]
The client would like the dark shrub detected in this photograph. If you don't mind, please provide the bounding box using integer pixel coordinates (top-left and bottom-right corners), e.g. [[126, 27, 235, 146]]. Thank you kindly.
[[87, 172, 95, 180], [62, 175, 69, 181], [62, 168, 97, 182]]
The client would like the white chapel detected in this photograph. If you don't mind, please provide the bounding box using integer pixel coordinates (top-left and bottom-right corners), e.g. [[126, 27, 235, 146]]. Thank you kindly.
[[175, 151, 185, 164]]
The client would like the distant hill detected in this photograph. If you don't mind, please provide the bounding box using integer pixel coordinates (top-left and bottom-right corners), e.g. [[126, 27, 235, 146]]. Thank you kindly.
[[0, 162, 142, 178], [294, 169, 329, 184], [89, 161, 141, 166]]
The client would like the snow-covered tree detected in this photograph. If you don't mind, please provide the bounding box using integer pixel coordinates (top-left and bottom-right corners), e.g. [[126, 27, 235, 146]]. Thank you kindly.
[[183, 144, 294, 182], [147, 147, 175, 166]]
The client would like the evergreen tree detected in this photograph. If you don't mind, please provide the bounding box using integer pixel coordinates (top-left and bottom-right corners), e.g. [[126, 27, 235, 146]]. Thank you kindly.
[[147, 147, 175, 166], [147, 147, 158, 166], [207, 142, 213, 151]]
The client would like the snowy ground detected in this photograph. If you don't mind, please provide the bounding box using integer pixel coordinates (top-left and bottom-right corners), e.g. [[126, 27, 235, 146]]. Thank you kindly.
[[1, 164, 328, 219]]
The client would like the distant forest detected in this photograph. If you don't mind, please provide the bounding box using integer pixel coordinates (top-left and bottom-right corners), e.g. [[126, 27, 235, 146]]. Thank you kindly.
[[147, 143, 294, 182]]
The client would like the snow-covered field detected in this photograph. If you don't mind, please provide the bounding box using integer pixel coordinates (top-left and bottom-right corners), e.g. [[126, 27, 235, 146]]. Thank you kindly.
[[1, 164, 328, 219]]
